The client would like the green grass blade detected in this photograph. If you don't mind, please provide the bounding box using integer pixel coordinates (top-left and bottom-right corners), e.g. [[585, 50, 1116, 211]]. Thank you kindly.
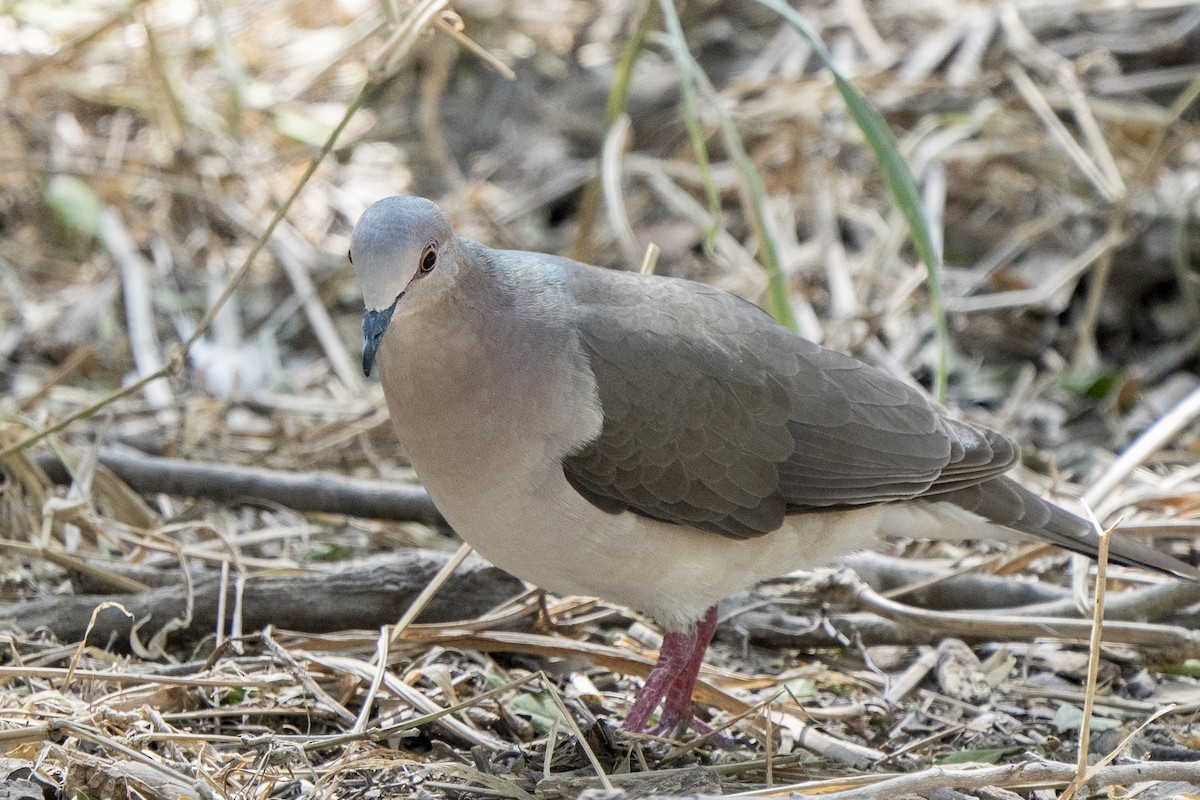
[[752, 0, 948, 397], [572, 1, 657, 261], [655, 0, 723, 247], [655, 2, 798, 330]]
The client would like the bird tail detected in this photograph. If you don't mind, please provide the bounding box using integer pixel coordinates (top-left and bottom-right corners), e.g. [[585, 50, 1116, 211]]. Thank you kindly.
[[941, 476, 1199, 580]]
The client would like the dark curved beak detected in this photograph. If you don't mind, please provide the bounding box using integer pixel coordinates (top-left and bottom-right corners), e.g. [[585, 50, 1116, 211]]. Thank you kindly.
[[361, 296, 400, 377]]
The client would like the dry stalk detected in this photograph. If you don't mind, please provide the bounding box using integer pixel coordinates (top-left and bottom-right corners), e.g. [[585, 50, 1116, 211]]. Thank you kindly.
[[1060, 515, 1111, 800]]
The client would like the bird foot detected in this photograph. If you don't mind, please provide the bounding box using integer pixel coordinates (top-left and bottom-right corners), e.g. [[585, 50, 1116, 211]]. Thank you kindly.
[[621, 606, 719, 737]]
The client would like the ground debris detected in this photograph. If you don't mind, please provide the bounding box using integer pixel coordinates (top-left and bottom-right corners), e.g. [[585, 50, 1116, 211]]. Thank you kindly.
[[2, 0, 1200, 797]]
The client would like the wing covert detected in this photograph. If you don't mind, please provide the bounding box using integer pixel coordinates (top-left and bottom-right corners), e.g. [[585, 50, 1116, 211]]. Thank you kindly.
[[559, 265, 1015, 538]]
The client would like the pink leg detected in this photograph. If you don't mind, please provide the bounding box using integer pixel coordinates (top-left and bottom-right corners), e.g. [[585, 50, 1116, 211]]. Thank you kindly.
[[622, 606, 719, 735]]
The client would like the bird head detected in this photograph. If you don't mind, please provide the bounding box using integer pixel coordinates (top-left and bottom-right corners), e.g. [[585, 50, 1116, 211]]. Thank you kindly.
[[349, 196, 460, 376]]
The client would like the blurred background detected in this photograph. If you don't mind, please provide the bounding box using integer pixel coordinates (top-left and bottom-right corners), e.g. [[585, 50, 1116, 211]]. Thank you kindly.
[[4, 0, 1200, 477]]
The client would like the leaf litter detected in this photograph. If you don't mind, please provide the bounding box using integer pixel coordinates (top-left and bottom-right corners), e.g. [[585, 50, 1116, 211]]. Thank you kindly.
[[1, 0, 1200, 797]]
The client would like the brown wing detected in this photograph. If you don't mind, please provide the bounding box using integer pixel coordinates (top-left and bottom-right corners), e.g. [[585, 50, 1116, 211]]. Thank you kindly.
[[559, 265, 1016, 539]]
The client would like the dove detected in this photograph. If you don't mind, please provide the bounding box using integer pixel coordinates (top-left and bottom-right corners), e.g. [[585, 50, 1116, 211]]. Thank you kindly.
[[350, 195, 1197, 735]]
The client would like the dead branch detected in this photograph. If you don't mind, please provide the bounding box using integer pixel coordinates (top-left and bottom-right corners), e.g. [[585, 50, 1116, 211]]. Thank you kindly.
[[573, 759, 1200, 800], [35, 447, 443, 524], [852, 573, 1200, 657], [0, 550, 523, 647], [1010, 577, 1200, 623], [796, 758, 1200, 800], [840, 551, 1069, 608], [721, 608, 926, 649]]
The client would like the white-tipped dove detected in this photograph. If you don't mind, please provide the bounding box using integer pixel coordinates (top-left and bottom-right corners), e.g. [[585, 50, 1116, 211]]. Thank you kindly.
[[350, 196, 1197, 736]]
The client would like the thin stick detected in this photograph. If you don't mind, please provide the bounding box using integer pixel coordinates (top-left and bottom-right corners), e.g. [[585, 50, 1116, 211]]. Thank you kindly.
[[354, 627, 392, 734], [572, 0, 656, 262], [1084, 383, 1200, 511], [1061, 510, 1112, 800], [262, 626, 356, 725], [67, 602, 134, 688], [601, 113, 638, 264], [537, 671, 614, 792], [543, 717, 560, 781], [432, 12, 515, 79], [387, 541, 475, 649], [639, 242, 661, 276]]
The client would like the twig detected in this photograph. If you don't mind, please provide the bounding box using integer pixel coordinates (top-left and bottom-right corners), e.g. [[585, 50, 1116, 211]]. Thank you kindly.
[[998, 6, 1124, 198], [944, 228, 1124, 312], [1003, 61, 1120, 201], [601, 113, 639, 265], [432, 11, 515, 80], [262, 626, 356, 725], [417, 31, 461, 187], [264, 219, 365, 393], [1069, 215, 1119, 371], [15, 346, 91, 413], [946, 10, 996, 86], [355, 627, 391, 735], [35, 447, 443, 524], [537, 671, 614, 792], [639, 243, 661, 276], [1084, 383, 1200, 513], [655, 0, 725, 257], [836, 0, 893, 67], [97, 207, 172, 409], [851, 574, 1200, 654], [883, 646, 938, 704], [745, 759, 1200, 800], [373, 0, 449, 78], [1062, 517, 1111, 800], [305, 651, 508, 749], [387, 541, 474, 647], [571, 0, 655, 263], [811, 162, 856, 319]]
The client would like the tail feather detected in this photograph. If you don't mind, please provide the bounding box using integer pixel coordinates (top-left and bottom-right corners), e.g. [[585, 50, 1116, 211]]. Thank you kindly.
[[941, 476, 1199, 580]]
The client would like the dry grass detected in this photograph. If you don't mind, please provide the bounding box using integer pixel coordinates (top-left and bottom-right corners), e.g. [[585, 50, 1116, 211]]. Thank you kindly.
[[2, 0, 1200, 797]]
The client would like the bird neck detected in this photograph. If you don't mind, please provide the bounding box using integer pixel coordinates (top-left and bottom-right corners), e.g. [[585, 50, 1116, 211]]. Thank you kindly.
[[375, 245, 603, 496]]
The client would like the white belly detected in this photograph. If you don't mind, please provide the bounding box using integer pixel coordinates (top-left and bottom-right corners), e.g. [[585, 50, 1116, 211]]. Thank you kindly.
[[420, 459, 886, 632]]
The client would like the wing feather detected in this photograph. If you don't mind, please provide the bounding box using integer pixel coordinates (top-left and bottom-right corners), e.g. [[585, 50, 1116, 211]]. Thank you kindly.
[[559, 264, 1015, 539]]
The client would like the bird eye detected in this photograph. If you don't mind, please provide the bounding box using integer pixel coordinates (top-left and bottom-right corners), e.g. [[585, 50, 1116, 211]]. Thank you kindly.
[[418, 242, 438, 274], [347, 249, 353, 265]]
